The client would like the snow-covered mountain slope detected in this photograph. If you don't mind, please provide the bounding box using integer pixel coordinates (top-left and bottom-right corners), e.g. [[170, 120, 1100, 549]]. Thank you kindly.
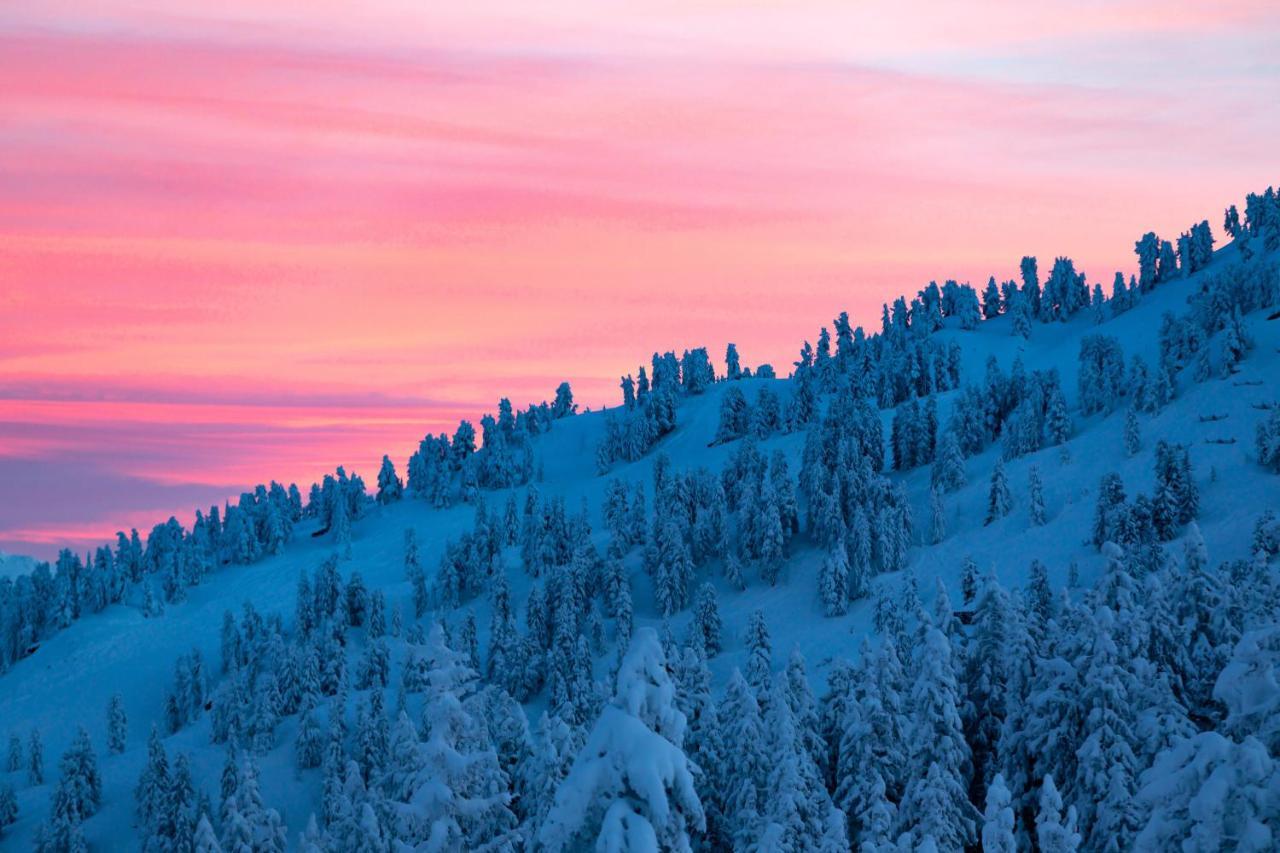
[[2, 215, 1279, 850]]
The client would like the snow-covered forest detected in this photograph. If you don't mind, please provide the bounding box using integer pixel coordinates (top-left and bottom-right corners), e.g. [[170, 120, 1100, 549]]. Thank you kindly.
[[2, 187, 1280, 851]]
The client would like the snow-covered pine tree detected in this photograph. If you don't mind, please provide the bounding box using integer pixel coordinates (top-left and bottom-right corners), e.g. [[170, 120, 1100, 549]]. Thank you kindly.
[[330, 489, 353, 560], [718, 669, 769, 848], [745, 609, 773, 699], [107, 693, 127, 755], [375, 455, 402, 504], [1125, 407, 1142, 457], [1136, 729, 1279, 852], [981, 773, 1016, 853], [1035, 774, 1080, 853], [961, 555, 979, 607], [929, 487, 947, 544], [982, 276, 1002, 318], [985, 459, 1012, 525], [654, 517, 693, 617], [758, 675, 846, 851], [295, 693, 325, 771], [819, 541, 850, 616], [899, 627, 975, 850], [1028, 465, 1046, 526], [538, 628, 705, 852], [0, 784, 15, 836], [49, 727, 102, 827], [965, 572, 1010, 797], [193, 813, 220, 853], [29, 728, 43, 785], [714, 386, 751, 445], [690, 583, 722, 655], [1073, 607, 1143, 850]]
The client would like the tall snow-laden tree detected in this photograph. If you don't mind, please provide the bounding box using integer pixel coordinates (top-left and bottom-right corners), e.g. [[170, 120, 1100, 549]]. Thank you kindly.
[[539, 628, 705, 852], [29, 728, 43, 786], [900, 628, 975, 849], [725, 343, 742, 381], [107, 693, 128, 755], [1125, 408, 1142, 457], [0, 784, 17, 837], [1074, 607, 1142, 851], [819, 542, 850, 616], [690, 583, 722, 656], [758, 676, 847, 851], [718, 669, 769, 848], [714, 386, 751, 445], [1078, 334, 1126, 416], [50, 727, 101, 826], [982, 276, 1003, 319], [745, 609, 773, 699], [386, 624, 516, 849], [981, 773, 1016, 853], [552, 381, 576, 418], [1028, 465, 1046, 526], [1036, 775, 1080, 853], [985, 459, 1012, 525], [932, 431, 966, 495], [1135, 731, 1278, 852], [375, 455, 403, 504]]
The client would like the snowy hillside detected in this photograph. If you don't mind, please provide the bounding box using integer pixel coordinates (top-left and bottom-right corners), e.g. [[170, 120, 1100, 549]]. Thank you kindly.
[[2, 189, 1280, 851]]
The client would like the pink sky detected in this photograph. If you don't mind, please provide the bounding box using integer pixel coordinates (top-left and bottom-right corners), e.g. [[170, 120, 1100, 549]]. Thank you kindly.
[[2, 1, 1278, 559]]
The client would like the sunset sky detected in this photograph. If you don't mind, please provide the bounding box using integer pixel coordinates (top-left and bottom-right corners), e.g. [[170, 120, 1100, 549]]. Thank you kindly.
[[2, 1, 1278, 559]]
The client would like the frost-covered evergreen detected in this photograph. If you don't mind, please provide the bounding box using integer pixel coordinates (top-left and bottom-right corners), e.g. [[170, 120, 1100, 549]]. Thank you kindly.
[[107, 694, 127, 755], [690, 583, 722, 655], [1028, 465, 1046, 527], [1036, 775, 1080, 853], [375, 455, 403, 504], [985, 459, 1012, 525], [539, 628, 704, 851], [900, 628, 975, 849]]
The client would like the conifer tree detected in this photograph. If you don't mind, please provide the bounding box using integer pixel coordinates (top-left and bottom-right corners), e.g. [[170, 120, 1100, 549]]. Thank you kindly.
[[28, 728, 43, 786], [961, 556, 979, 607], [819, 542, 850, 617], [718, 670, 769, 848], [1035, 775, 1080, 853], [331, 493, 352, 560], [539, 628, 705, 852], [295, 693, 325, 771], [375, 455, 403, 504], [745, 609, 773, 699], [0, 784, 17, 836], [136, 727, 170, 832], [900, 628, 975, 850], [655, 518, 693, 617], [1074, 608, 1142, 851], [929, 487, 947, 544], [51, 727, 101, 822], [193, 814, 221, 853], [107, 694, 128, 755], [1028, 465, 1046, 526], [690, 583, 722, 655], [1124, 407, 1142, 457], [981, 773, 1017, 853], [985, 459, 1012, 525]]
